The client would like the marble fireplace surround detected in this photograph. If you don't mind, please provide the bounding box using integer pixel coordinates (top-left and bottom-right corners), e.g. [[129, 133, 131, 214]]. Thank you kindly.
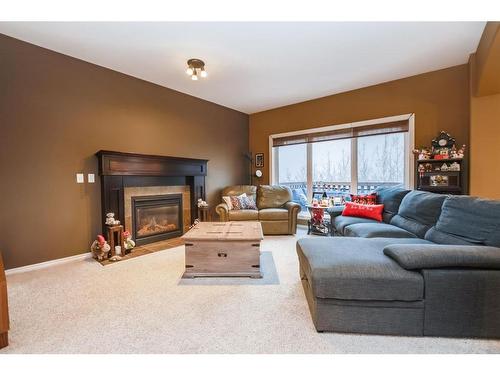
[[124, 186, 191, 236]]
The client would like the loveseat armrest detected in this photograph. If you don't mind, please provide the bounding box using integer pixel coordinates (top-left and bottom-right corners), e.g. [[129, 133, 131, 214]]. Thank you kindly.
[[215, 203, 229, 222], [284, 201, 301, 212], [326, 205, 344, 218], [383, 244, 500, 270], [285, 201, 301, 234]]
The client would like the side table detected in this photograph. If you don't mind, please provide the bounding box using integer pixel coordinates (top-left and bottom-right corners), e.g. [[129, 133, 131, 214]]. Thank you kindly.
[[198, 206, 210, 222], [107, 225, 125, 256], [306, 205, 331, 236]]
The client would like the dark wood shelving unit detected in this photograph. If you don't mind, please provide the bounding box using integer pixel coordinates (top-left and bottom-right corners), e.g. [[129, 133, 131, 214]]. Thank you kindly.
[[416, 158, 465, 195]]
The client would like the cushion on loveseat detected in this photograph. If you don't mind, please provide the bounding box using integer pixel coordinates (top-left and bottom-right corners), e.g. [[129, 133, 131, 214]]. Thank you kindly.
[[424, 196, 500, 247], [228, 209, 258, 221], [374, 186, 410, 223], [297, 237, 431, 301], [389, 191, 446, 238], [258, 208, 288, 220], [344, 223, 417, 239], [257, 185, 292, 209]]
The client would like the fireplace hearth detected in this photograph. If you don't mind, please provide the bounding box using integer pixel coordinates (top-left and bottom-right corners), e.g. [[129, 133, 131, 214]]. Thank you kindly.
[[132, 194, 183, 246]]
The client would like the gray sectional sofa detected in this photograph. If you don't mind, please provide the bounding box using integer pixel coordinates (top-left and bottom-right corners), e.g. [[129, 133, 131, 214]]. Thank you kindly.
[[297, 187, 500, 338]]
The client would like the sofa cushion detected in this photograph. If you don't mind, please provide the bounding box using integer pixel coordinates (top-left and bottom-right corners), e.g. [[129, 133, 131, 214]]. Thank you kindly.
[[374, 186, 410, 223], [222, 185, 257, 202], [425, 196, 500, 247], [228, 209, 258, 221], [257, 185, 292, 209], [333, 215, 378, 234], [258, 208, 288, 221], [296, 237, 429, 301], [390, 191, 446, 238], [344, 223, 417, 238]]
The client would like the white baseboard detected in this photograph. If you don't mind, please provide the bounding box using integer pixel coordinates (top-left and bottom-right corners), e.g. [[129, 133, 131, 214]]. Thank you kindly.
[[5, 252, 93, 275]]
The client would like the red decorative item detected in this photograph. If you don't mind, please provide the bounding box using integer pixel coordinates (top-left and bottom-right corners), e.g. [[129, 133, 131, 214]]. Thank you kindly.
[[342, 202, 384, 222], [311, 207, 324, 225], [97, 234, 106, 246], [350, 193, 377, 205]]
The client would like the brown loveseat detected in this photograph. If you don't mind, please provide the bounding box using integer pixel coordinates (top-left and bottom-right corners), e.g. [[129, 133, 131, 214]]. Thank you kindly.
[[215, 185, 300, 235]]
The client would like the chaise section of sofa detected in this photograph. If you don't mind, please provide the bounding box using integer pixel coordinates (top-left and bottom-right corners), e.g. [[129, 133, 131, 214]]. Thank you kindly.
[[297, 237, 431, 335]]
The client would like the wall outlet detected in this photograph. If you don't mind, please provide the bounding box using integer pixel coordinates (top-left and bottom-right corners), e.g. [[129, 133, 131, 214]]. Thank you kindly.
[[88, 173, 95, 183], [76, 173, 84, 183]]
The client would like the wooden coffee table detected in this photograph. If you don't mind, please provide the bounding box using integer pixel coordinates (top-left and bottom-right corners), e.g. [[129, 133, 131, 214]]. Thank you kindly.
[[182, 221, 264, 278]]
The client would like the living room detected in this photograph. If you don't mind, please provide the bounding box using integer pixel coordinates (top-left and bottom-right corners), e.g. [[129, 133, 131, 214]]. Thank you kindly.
[[1, 0, 500, 373]]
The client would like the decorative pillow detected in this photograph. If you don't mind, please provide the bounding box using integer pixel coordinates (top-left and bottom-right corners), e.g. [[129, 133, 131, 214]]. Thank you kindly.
[[350, 193, 377, 205], [342, 202, 384, 222], [240, 195, 257, 209], [229, 194, 245, 210]]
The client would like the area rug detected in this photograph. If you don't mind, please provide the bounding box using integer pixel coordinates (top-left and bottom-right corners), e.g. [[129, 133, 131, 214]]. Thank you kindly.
[[177, 251, 279, 285]]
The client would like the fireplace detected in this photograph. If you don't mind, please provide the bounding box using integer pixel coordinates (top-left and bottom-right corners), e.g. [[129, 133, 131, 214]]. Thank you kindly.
[[96, 150, 207, 242], [131, 194, 183, 246]]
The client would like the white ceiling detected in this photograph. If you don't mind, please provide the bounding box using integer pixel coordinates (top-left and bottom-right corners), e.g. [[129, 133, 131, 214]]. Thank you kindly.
[[0, 22, 485, 114]]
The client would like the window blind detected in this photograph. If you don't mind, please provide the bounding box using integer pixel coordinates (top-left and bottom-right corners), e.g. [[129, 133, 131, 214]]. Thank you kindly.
[[272, 120, 409, 147]]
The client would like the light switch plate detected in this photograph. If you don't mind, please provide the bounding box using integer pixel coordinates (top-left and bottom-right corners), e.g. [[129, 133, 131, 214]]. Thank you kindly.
[[88, 173, 95, 183], [76, 173, 84, 183]]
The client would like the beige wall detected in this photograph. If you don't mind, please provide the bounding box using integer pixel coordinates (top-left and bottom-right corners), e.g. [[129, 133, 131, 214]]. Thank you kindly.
[[0, 34, 249, 269], [249, 65, 470, 186], [469, 22, 500, 199], [469, 92, 500, 198]]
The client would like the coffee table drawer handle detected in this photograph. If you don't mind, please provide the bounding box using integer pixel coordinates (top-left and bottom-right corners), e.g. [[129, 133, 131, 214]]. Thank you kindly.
[[217, 252, 228, 258]]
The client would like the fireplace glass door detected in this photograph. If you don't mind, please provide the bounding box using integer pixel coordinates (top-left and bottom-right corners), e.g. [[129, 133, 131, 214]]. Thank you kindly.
[[132, 194, 183, 245]]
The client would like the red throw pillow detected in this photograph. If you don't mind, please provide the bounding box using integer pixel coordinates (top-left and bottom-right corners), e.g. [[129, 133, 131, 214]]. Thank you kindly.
[[350, 193, 377, 205], [342, 202, 384, 222]]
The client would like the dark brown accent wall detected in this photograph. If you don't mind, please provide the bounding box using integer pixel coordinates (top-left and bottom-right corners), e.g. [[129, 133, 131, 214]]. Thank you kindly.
[[249, 65, 470, 186], [0, 34, 249, 269]]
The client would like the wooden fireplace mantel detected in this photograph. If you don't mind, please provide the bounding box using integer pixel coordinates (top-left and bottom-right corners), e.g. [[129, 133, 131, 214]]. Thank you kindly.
[[96, 150, 208, 235]]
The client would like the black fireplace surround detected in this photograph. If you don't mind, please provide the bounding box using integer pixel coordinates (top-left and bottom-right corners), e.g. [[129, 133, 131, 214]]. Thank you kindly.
[[96, 150, 207, 237]]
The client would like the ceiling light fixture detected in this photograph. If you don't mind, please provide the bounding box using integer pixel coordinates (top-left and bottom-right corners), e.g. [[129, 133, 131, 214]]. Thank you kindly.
[[186, 58, 207, 80]]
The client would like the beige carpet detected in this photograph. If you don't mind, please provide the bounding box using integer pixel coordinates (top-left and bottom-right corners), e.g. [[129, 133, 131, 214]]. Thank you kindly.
[[2, 227, 500, 354]]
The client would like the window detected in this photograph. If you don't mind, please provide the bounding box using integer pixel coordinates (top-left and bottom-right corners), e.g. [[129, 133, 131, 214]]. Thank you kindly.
[[357, 132, 405, 193], [275, 143, 308, 211], [276, 143, 307, 186], [271, 116, 412, 208]]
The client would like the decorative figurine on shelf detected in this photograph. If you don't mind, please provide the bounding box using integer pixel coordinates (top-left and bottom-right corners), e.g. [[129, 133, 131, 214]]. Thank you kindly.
[[90, 234, 111, 261], [449, 162, 461, 171], [123, 230, 136, 252], [412, 147, 432, 160], [440, 163, 449, 171], [197, 198, 208, 208], [418, 164, 426, 178], [431, 131, 456, 159], [105, 212, 120, 226], [434, 148, 449, 160], [424, 163, 433, 172], [450, 144, 466, 159]]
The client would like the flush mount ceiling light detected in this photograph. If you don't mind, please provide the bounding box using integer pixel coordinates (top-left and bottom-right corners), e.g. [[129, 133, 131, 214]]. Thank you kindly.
[[186, 58, 207, 81]]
